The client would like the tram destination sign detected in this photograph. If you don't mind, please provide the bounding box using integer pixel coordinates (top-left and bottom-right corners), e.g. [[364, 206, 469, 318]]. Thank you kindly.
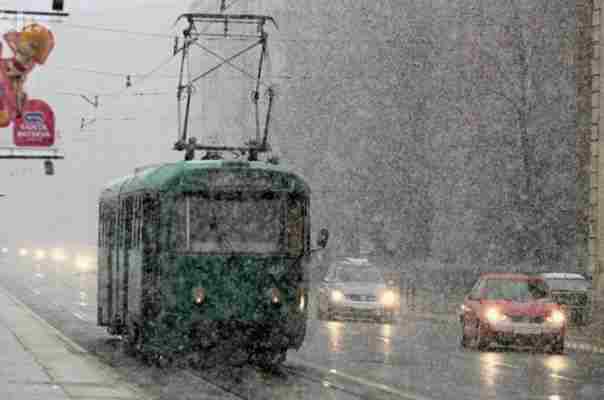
[[184, 170, 294, 192]]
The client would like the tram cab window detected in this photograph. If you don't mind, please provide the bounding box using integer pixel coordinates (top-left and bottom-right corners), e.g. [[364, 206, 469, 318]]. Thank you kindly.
[[175, 192, 284, 253]]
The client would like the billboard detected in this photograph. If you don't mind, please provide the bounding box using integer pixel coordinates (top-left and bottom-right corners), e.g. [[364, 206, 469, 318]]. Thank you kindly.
[[13, 100, 55, 146], [0, 23, 56, 147]]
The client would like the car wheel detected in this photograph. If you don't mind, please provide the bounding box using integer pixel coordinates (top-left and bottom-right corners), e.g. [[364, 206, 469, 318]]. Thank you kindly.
[[474, 321, 489, 351], [551, 335, 565, 354]]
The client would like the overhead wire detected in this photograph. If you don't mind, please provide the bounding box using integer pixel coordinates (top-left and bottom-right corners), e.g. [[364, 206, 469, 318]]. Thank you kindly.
[[49, 64, 178, 80], [52, 16, 184, 126], [16, 4, 311, 135], [58, 22, 176, 39], [0, 5, 192, 143], [65, 52, 179, 100]]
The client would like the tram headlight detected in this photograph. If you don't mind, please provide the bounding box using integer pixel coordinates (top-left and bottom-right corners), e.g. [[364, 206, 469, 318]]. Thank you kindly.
[[298, 288, 306, 312], [192, 287, 205, 305], [1, 247, 8, 254], [380, 290, 396, 307], [19, 248, 28, 257], [270, 288, 282, 305], [330, 289, 344, 303]]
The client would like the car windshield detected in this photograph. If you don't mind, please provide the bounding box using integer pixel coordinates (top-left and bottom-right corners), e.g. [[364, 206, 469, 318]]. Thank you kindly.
[[482, 279, 548, 301], [545, 279, 590, 291], [336, 267, 383, 283]]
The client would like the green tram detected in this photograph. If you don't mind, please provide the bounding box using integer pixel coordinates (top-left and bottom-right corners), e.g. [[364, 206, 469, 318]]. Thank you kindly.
[[97, 159, 325, 367]]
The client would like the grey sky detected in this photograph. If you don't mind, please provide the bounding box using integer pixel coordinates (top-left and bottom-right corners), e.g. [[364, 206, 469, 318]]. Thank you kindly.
[[1, 1, 193, 246]]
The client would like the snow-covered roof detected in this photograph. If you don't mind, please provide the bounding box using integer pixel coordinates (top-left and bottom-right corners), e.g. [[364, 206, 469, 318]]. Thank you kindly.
[[539, 272, 586, 280]]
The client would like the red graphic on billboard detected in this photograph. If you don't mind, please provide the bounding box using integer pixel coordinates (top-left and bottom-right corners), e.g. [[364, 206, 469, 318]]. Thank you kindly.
[[0, 23, 55, 141], [12, 99, 55, 146]]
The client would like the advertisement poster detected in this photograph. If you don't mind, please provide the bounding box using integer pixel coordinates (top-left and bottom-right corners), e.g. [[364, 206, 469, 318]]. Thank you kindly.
[[0, 22, 56, 148]]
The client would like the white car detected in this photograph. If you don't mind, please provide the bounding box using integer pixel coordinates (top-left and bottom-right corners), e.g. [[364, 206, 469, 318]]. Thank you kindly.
[[317, 258, 398, 323], [539, 272, 592, 325]]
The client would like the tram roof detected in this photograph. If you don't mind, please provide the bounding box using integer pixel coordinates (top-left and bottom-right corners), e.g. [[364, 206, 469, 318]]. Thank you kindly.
[[99, 160, 310, 200]]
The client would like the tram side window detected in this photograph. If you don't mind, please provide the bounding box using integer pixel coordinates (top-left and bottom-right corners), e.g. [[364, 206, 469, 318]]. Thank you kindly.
[[132, 196, 143, 249], [287, 196, 305, 256], [122, 198, 134, 250], [98, 206, 104, 247], [142, 194, 160, 253], [101, 207, 109, 248], [100, 204, 115, 249], [137, 196, 144, 248], [131, 197, 137, 248]]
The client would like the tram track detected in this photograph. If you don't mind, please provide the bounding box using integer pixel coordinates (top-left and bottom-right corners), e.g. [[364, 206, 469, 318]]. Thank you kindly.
[[181, 358, 430, 400], [285, 359, 433, 400]]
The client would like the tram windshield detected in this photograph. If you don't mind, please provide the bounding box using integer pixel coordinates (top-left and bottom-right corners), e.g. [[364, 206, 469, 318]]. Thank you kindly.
[[175, 192, 304, 254]]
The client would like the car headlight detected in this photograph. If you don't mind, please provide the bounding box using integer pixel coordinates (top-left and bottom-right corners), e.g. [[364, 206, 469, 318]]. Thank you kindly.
[[34, 249, 46, 261], [485, 307, 507, 323], [330, 289, 344, 303], [546, 310, 565, 325], [380, 290, 396, 306], [75, 254, 93, 271], [51, 248, 67, 262]]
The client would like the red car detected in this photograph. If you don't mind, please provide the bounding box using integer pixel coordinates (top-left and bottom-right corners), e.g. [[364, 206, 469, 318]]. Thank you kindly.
[[459, 273, 566, 353]]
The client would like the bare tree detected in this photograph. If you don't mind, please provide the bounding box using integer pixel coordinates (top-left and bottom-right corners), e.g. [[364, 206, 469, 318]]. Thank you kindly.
[[453, 0, 575, 266]]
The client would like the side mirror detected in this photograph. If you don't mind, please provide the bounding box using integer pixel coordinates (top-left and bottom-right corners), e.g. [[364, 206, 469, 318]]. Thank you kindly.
[[316, 228, 329, 249]]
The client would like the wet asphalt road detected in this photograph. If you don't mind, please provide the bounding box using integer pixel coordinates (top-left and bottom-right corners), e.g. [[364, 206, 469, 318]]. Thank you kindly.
[[1, 255, 604, 400]]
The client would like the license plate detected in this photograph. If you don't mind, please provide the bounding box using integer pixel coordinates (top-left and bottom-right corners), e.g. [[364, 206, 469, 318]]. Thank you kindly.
[[514, 324, 541, 335]]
